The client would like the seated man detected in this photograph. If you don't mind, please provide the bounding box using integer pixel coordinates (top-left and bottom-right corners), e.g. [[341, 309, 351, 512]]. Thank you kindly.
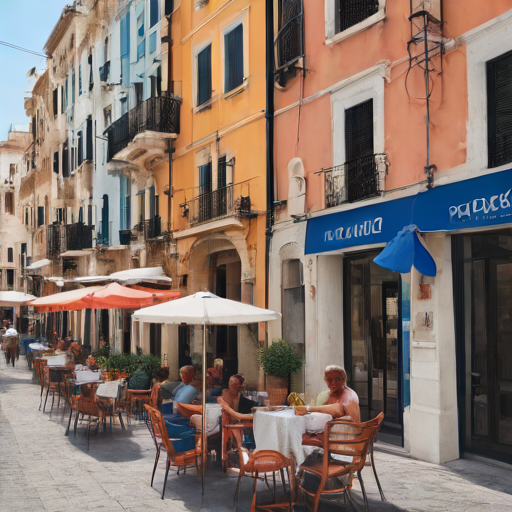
[[67, 341, 87, 365], [217, 374, 257, 421], [161, 365, 198, 404], [302, 365, 360, 422]]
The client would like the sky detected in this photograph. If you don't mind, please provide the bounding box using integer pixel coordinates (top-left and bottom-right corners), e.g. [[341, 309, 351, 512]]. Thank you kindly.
[[0, 0, 67, 140]]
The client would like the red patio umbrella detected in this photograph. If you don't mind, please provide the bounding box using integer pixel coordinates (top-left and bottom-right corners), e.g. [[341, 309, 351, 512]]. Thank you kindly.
[[130, 285, 180, 304], [82, 282, 158, 309]]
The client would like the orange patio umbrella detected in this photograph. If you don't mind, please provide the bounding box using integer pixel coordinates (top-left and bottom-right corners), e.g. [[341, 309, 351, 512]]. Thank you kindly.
[[130, 285, 180, 304], [30, 286, 104, 313], [82, 282, 158, 309]]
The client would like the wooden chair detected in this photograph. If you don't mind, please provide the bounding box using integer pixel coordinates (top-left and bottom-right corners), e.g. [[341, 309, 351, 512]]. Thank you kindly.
[[221, 406, 254, 472], [297, 420, 378, 512], [227, 426, 294, 511], [302, 412, 385, 502], [144, 404, 201, 499], [34, 358, 48, 410]]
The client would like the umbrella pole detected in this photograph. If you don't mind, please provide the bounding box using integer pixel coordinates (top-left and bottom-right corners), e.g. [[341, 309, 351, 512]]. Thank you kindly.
[[202, 322, 207, 494]]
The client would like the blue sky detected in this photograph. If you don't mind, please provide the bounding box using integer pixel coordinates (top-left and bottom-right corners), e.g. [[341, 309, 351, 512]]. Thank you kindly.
[[0, 0, 66, 140]]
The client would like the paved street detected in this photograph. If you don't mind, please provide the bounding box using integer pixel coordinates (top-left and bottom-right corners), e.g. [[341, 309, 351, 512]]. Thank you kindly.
[[1, 357, 512, 512]]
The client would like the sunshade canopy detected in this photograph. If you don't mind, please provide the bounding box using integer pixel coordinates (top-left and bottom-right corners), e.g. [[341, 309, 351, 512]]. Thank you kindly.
[[25, 258, 51, 271], [132, 291, 281, 325], [0, 291, 36, 307], [131, 286, 180, 304], [82, 282, 158, 309], [30, 286, 104, 312], [373, 224, 437, 277]]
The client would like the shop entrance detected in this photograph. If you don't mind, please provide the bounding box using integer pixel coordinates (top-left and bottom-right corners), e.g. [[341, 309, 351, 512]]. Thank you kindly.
[[344, 252, 403, 444], [456, 231, 512, 463]]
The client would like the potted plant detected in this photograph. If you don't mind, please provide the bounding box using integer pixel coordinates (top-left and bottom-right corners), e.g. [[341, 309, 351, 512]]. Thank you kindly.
[[258, 340, 303, 405]]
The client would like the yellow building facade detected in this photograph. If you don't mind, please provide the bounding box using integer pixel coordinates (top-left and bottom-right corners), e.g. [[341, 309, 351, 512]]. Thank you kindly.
[[155, 0, 268, 387]]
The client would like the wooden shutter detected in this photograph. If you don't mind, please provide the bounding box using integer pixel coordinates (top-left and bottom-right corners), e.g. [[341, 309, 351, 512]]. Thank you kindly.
[[199, 163, 212, 195], [217, 156, 227, 189], [53, 151, 59, 174], [487, 50, 512, 168], [86, 116, 93, 161], [38, 206, 45, 227], [225, 24, 243, 92], [62, 141, 69, 178], [53, 89, 58, 117], [197, 44, 212, 106]]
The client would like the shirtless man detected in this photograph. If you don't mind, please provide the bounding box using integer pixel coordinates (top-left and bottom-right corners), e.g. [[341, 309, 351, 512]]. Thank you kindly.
[[300, 365, 360, 422]]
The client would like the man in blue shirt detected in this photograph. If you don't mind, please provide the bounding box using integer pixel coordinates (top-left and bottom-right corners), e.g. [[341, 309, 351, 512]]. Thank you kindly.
[[161, 365, 198, 404]]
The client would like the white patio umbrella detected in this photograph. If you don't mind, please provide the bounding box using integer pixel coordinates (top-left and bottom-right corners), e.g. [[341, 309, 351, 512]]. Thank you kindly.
[[0, 291, 36, 307], [132, 291, 281, 491]]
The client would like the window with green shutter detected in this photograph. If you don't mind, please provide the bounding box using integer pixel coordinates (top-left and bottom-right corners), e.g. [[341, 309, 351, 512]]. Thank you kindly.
[[197, 44, 212, 106], [224, 24, 244, 93]]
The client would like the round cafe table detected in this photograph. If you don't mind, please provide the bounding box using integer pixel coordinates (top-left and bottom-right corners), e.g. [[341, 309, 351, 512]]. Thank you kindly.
[[253, 408, 332, 465]]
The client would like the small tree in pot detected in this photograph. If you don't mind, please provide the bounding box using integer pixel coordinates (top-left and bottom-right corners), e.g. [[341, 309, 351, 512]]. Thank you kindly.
[[258, 340, 303, 405]]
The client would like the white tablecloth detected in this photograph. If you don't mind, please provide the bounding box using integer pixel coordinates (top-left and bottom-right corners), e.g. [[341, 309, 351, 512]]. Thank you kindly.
[[253, 408, 332, 465]]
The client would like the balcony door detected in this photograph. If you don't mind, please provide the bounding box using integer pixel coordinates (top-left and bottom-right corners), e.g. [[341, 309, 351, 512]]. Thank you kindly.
[[198, 162, 212, 223]]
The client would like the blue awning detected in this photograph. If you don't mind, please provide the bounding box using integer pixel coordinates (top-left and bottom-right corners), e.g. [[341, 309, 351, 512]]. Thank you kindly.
[[373, 225, 437, 276]]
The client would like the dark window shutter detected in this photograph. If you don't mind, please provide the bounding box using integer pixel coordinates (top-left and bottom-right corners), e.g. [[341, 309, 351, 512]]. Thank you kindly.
[[345, 99, 376, 202], [53, 151, 59, 174], [150, 0, 159, 28], [218, 156, 227, 189], [88, 204, 93, 226], [487, 51, 512, 168], [86, 116, 93, 161], [77, 131, 83, 166], [32, 116, 36, 139], [53, 89, 58, 117], [165, 0, 174, 16], [101, 194, 109, 245], [225, 24, 244, 92], [199, 163, 212, 195], [197, 44, 212, 106], [62, 142, 69, 178], [336, 0, 379, 34], [345, 99, 374, 161], [61, 86, 65, 113], [38, 206, 45, 227], [8, 247, 13, 262]]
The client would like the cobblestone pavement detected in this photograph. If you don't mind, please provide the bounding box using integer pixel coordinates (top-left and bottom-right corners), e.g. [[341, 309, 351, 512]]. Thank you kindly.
[[1, 356, 512, 512]]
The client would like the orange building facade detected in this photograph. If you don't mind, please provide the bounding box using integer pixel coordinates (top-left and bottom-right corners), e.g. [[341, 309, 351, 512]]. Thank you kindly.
[[268, 0, 512, 465]]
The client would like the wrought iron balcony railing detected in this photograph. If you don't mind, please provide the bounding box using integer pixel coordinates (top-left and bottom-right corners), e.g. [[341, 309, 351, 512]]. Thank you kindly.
[[135, 216, 162, 240], [275, 0, 304, 79], [180, 182, 256, 227], [321, 154, 388, 208], [105, 95, 181, 161], [47, 222, 94, 258]]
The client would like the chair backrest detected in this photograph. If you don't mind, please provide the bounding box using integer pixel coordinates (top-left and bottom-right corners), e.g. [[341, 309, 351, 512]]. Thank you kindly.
[[150, 383, 161, 408], [362, 412, 384, 440], [323, 420, 377, 473], [251, 450, 291, 475], [144, 404, 176, 454]]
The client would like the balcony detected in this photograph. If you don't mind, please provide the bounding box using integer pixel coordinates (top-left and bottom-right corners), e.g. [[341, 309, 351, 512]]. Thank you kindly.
[[47, 222, 94, 258], [99, 61, 110, 82], [135, 216, 162, 240], [180, 183, 256, 228], [105, 95, 181, 164], [322, 154, 388, 208]]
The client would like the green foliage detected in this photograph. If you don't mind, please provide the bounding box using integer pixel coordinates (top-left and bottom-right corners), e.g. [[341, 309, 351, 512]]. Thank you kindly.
[[95, 351, 161, 379], [128, 368, 151, 390], [93, 343, 111, 359], [258, 339, 303, 377]]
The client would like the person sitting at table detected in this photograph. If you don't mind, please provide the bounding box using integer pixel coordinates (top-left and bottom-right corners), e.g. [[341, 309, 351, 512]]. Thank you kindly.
[[67, 341, 87, 366], [161, 365, 199, 404], [206, 358, 224, 396], [217, 374, 257, 421], [298, 365, 360, 422]]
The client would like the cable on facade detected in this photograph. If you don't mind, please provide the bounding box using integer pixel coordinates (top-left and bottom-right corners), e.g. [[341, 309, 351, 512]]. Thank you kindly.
[[0, 41, 47, 59]]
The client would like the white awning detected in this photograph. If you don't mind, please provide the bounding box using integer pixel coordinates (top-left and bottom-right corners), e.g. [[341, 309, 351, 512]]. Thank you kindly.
[[25, 259, 51, 271], [0, 291, 36, 307], [60, 250, 92, 257], [109, 266, 164, 279], [73, 276, 113, 284]]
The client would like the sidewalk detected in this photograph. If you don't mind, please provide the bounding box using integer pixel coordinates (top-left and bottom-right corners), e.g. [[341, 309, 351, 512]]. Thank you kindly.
[[1, 356, 511, 512]]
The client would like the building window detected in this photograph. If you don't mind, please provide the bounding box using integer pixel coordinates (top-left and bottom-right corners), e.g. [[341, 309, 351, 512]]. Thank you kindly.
[[86, 116, 93, 161], [104, 106, 112, 128], [53, 88, 58, 117], [53, 150, 59, 174], [224, 24, 244, 93], [275, 0, 304, 77], [79, 64, 82, 95], [165, 0, 174, 16], [197, 44, 212, 106], [150, 0, 159, 28], [25, 207, 29, 225], [6, 269, 14, 289], [9, 164, 16, 181], [121, 12, 131, 85], [62, 141, 69, 178], [37, 206, 45, 227], [487, 50, 512, 168], [77, 131, 83, 167], [335, 0, 379, 34], [5, 192, 14, 215], [137, 1, 145, 61], [7, 247, 13, 263], [61, 85, 65, 113]]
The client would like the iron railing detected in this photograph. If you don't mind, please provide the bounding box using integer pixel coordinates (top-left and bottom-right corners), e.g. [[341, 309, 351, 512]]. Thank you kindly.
[[180, 182, 256, 227], [275, 0, 304, 75], [336, 0, 379, 33], [47, 222, 94, 258], [136, 217, 162, 240], [322, 154, 387, 208], [105, 95, 181, 161]]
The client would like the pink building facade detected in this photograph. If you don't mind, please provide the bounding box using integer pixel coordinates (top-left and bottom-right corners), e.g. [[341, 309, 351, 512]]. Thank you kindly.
[[268, 0, 512, 464]]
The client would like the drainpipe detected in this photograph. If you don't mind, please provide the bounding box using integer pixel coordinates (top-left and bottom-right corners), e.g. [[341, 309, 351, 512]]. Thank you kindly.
[[265, 0, 275, 310], [167, 138, 173, 234]]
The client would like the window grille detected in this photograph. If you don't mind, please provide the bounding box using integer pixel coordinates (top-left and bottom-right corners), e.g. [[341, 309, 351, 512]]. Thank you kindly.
[[275, 0, 304, 76], [487, 50, 512, 168], [335, 0, 379, 34]]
